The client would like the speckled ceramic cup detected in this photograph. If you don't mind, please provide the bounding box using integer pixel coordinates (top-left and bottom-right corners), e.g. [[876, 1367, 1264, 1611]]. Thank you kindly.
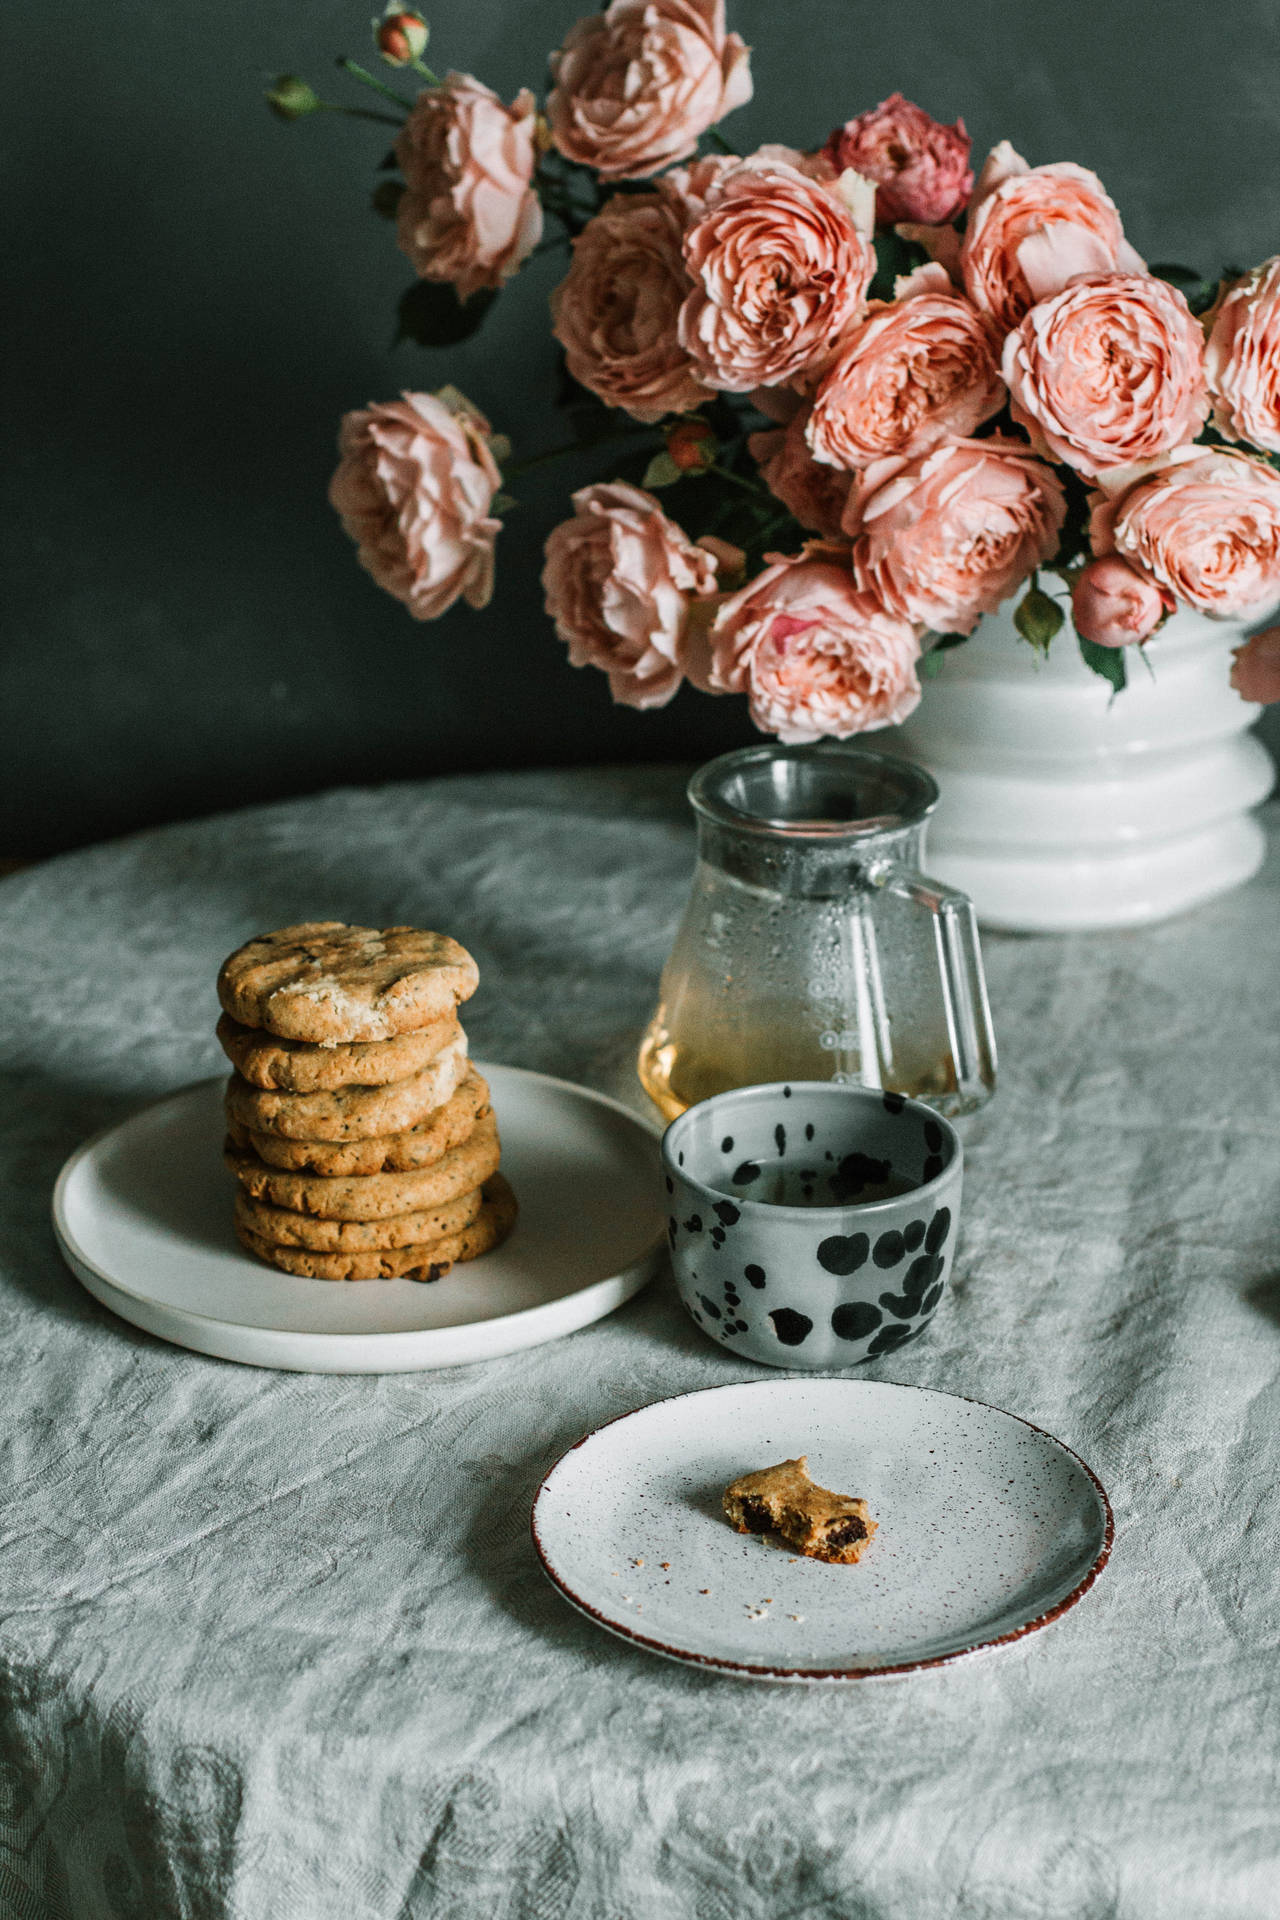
[[661, 1081, 962, 1369]]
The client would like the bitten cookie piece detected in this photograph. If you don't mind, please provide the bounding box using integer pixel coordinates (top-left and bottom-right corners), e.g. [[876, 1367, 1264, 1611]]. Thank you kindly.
[[722, 1457, 877, 1564], [217, 923, 479, 1043]]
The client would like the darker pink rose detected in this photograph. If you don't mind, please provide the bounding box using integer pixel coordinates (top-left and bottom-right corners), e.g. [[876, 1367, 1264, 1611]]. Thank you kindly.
[[1071, 557, 1171, 647], [807, 269, 1005, 469], [1090, 448, 1280, 618], [547, 0, 751, 181], [707, 549, 922, 740], [824, 94, 973, 227], [749, 405, 852, 537], [551, 194, 710, 423], [1206, 256, 1280, 454], [960, 144, 1145, 335], [328, 388, 502, 620], [1230, 627, 1280, 703], [395, 74, 542, 300], [679, 158, 875, 391], [846, 436, 1066, 633], [1003, 273, 1208, 477], [541, 481, 721, 707]]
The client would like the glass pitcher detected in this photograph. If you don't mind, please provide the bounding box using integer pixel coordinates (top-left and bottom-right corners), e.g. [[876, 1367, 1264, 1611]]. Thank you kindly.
[[638, 744, 996, 1120]]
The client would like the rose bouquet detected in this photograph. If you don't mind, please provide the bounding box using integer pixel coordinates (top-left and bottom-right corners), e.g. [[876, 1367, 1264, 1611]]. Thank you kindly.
[[271, 2, 1280, 742]]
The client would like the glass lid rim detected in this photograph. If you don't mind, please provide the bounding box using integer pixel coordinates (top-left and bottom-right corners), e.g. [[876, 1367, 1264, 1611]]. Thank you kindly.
[[687, 744, 940, 840]]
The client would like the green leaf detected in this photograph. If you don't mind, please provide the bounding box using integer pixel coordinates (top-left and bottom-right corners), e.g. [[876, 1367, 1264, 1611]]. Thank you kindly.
[[868, 228, 931, 303], [642, 452, 683, 489], [1077, 634, 1128, 693], [1149, 260, 1220, 316], [1014, 584, 1065, 654], [394, 280, 497, 348], [918, 632, 968, 679]]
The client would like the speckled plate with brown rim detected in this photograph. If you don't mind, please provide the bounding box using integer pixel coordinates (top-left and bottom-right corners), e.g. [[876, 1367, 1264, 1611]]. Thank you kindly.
[[531, 1378, 1112, 1682]]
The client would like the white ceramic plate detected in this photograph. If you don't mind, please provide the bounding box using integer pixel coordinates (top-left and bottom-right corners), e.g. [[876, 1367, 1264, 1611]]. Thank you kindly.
[[532, 1378, 1112, 1682], [53, 1066, 664, 1373]]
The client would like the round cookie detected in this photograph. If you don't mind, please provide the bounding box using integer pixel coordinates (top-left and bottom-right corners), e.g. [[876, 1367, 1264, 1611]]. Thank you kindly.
[[216, 1009, 459, 1093], [235, 1175, 518, 1280], [224, 1033, 467, 1142], [234, 1182, 482, 1252], [225, 1071, 491, 1175], [217, 923, 479, 1043], [224, 1110, 502, 1220]]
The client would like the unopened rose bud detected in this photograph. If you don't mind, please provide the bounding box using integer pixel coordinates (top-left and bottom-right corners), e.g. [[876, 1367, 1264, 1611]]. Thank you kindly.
[[375, 10, 429, 66], [1072, 556, 1170, 648], [266, 75, 321, 121], [666, 418, 716, 474]]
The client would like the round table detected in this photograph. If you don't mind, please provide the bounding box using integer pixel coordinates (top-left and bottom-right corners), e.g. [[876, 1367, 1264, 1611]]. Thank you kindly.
[[1, 767, 1277, 1920]]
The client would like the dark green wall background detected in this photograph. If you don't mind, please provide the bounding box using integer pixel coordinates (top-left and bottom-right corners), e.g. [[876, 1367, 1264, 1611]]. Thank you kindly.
[[8, 0, 1280, 854]]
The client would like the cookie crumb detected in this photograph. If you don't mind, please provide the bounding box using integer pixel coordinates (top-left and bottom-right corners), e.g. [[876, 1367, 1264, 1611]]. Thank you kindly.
[[698, 1588, 711, 1595], [660, 1562, 671, 1571], [631, 1557, 645, 1567], [787, 1613, 805, 1623], [745, 1605, 771, 1621]]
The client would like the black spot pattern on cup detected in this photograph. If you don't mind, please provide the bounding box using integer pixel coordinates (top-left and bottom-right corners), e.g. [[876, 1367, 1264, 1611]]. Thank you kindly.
[[873, 1229, 905, 1269], [830, 1152, 891, 1203], [831, 1300, 882, 1341], [664, 1176, 673, 1195], [904, 1253, 943, 1297], [698, 1294, 721, 1320], [903, 1218, 926, 1252], [769, 1307, 812, 1346], [667, 1217, 677, 1250], [882, 1091, 906, 1114], [924, 1118, 943, 1153], [866, 1321, 916, 1357], [733, 1161, 761, 1186], [710, 1228, 725, 1251], [683, 1215, 702, 1235], [804, 1122, 815, 1141], [926, 1207, 951, 1253], [744, 1264, 767, 1290], [921, 1281, 944, 1316], [782, 1085, 792, 1098], [775, 1123, 787, 1157], [721, 1136, 734, 1154], [713, 1201, 740, 1227], [816, 1232, 869, 1277], [923, 1155, 944, 1182]]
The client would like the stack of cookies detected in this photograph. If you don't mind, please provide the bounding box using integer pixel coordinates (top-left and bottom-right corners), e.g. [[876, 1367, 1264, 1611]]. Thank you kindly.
[[217, 922, 516, 1281]]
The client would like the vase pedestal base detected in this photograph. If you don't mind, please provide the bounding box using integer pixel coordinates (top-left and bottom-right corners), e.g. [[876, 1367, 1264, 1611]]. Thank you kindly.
[[891, 601, 1273, 935]]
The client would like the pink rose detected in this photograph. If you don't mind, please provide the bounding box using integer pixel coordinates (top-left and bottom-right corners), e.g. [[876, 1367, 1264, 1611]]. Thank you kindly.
[[1003, 273, 1208, 478], [846, 436, 1067, 634], [706, 550, 921, 741], [1071, 556, 1171, 647], [749, 405, 853, 537], [1090, 448, 1280, 619], [394, 74, 543, 301], [328, 388, 502, 620], [679, 159, 875, 391], [1206, 256, 1280, 453], [547, 0, 751, 182], [806, 280, 1004, 469], [960, 146, 1145, 335], [824, 94, 973, 227], [1230, 627, 1280, 703], [551, 194, 710, 423], [541, 481, 720, 708]]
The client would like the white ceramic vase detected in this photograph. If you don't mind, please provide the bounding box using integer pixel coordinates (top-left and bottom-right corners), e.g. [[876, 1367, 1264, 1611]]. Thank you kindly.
[[892, 600, 1273, 933]]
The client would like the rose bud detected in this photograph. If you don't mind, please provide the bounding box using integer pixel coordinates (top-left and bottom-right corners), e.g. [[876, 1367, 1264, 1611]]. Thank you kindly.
[[376, 10, 429, 67], [1230, 627, 1280, 704], [666, 418, 717, 474], [1071, 556, 1170, 648], [266, 75, 321, 121]]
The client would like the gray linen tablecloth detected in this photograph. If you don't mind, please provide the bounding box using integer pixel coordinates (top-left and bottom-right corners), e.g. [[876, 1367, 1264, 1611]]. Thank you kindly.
[[0, 767, 1277, 1920]]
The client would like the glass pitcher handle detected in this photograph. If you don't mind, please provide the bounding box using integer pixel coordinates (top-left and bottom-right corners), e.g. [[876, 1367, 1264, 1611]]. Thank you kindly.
[[869, 860, 997, 1106]]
